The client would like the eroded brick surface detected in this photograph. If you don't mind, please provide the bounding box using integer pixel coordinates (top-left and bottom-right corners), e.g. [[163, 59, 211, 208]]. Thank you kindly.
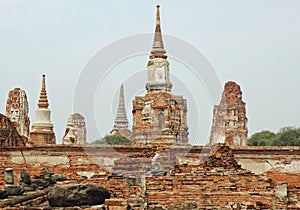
[[0, 114, 26, 148], [132, 92, 188, 144], [0, 144, 298, 209], [210, 81, 248, 146], [5, 88, 30, 138]]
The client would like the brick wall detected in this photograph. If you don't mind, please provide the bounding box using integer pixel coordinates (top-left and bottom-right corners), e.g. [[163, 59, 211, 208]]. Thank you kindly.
[[0, 144, 299, 208]]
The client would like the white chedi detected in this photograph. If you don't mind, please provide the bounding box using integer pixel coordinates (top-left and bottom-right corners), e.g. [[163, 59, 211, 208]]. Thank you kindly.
[[62, 115, 77, 144]]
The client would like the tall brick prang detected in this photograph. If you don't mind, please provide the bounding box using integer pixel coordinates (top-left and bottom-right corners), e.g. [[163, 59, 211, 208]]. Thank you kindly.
[[5, 88, 30, 137], [0, 113, 26, 148], [209, 81, 248, 146]]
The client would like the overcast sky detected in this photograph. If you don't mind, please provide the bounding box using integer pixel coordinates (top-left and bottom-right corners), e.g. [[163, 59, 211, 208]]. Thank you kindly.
[[0, 0, 300, 145]]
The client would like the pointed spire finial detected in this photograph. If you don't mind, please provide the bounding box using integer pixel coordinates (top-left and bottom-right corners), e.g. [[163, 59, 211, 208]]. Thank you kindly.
[[156, 5, 161, 25], [150, 5, 167, 59], [120, 83, 124, 94], [114, 83, 129, 129], [38, 74, 49, 109]]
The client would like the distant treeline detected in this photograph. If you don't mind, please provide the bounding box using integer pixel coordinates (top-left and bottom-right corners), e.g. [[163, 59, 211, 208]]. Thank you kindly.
[[249, 127, 300, 146], [91, 135, 131, 145]]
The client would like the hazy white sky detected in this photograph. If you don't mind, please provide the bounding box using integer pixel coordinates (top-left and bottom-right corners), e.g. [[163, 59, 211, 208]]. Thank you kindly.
[[0, 0, 300, 145]]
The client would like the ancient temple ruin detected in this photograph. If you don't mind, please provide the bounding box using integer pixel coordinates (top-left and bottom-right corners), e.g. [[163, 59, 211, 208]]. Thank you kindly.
[[29, 75, 56, 146], [132, 5, 188, 144], [62, 115, 77, 145], [5, 88, 30, 137], [110, 84, 131, 139], [209, 81, 248, 146], [0, 113, 26, 148], [62, 113, 87, 145], [71, 113, 87, 145], [0, 5, 299, 209]]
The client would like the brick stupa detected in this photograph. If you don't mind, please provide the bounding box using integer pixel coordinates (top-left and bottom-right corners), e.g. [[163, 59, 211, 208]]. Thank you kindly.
[[132, 5, 189, 144], [209, 81, 248, 146], [5, 88, 30, 138], [62, 115, 77, 145], [62, 113, 87, 145], [110, 84, 131, 139], [29, 75, 56, 146]]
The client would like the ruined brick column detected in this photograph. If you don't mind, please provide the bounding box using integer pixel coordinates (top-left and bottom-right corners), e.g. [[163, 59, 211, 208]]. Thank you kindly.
[[0, 113, 26, 147], [29, 75, 56, 146], [5, 88, 30, 137], [209, 81, 248, 146]]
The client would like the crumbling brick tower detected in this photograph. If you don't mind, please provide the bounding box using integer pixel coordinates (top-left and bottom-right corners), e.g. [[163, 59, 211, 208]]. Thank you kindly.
[[209, 81, 248, 146], [71, 113, 87, 145], [132, 5, 188, 144], [5, 88, 30, 138], [0, 113, 26, 148]]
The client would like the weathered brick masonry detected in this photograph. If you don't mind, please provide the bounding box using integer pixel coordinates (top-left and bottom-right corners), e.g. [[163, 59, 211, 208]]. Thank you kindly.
[[0, 144, 299, 209], [210, 81, 248, 146], [0, 114, 26, 148]]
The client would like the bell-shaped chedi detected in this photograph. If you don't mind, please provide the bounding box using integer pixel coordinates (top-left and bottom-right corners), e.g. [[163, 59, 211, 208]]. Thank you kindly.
[[62, 115, 77, 145], [63, 113, 87, 145], [209, 81, 248, 146], [0, 113, 26, 148], [132, 5, 188, 144], [110, 84, 131, 139], [29, 75, 56, 146], [5, 88, 30, 137]]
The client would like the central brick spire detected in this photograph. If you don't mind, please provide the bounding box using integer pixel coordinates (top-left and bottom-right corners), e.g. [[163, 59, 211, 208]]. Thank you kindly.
[[133, 5, 188, 143], [38, 75, 49, 109], [145, 5, 172, 93], [150, 5, 167, 59]]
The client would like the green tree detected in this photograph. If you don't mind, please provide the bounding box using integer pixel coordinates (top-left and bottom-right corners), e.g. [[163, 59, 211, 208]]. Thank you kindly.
[[91, 135, 131, 145], [276, 127, 300, 146], [248, 130, 276, 146], [249, 127, 300, 146]]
